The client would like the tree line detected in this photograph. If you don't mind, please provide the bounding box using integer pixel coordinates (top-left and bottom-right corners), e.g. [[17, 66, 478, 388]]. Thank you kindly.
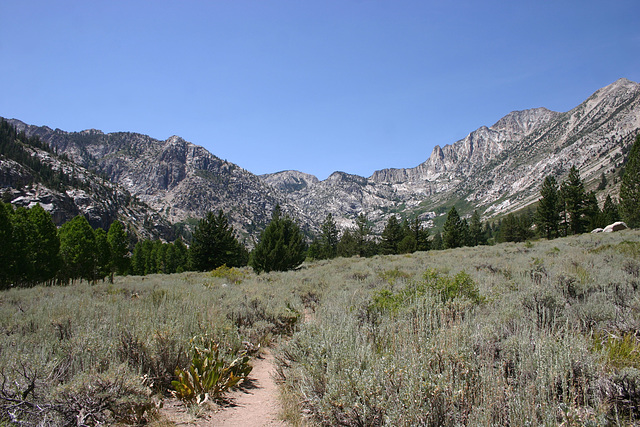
[[1, 133, 638, 288]]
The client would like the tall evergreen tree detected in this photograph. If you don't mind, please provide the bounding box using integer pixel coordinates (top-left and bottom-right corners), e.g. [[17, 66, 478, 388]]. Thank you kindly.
[[28, 204, 61, 285], [107, 220, 130, 276], [131, 241, 146, 275], [0, 203, 14, 288], [380, 215, 404, 254], [355, 213, 374, 257], [319, 213, 339, 259], [442, 207, 463, 249], [189, 210, 248, 271], [560, 166, 587, 235], [583, 191, 603, 230], [94, 228, 111, 281], [620, 133, 640, 228], [469, 210, 484, 246], [337, 229, 358, 258], [9, 207, 36, 285], [602, 194, 619, 225], [250, 206, 306, 273], [536, 176, 560, 239], [59, 215, 97, 283], [409, 217, 431, 251]]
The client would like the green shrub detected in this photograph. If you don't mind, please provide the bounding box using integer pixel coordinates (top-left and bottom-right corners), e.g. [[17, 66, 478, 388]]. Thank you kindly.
[[210, 264, 248, 284]]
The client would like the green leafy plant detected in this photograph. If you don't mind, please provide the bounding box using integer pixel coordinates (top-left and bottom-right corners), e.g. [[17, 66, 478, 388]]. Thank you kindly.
[[171, 336, 252, 404], [210, 264, 248, 284]]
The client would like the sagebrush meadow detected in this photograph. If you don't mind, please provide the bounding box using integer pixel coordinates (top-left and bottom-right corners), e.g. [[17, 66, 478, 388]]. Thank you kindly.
[[1, 230, 640, 425]]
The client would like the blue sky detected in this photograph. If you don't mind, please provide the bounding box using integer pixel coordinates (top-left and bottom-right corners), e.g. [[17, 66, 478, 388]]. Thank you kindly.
[[1, 1, 639, 180]]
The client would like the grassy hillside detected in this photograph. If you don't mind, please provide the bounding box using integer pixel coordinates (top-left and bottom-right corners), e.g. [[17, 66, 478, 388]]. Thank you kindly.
[[1, 230, 640, 425]]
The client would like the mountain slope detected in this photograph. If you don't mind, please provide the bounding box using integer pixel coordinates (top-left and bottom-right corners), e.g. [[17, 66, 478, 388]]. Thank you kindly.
[[0, 119, 173, 240], [4, 78, 639, 237], [4, 121, 310, 238], [268, 78, 640, 229]]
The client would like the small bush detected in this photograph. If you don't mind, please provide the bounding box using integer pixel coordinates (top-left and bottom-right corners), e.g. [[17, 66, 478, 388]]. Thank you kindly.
[[171, 336, 252, 405], [210, 264, 248, 284]]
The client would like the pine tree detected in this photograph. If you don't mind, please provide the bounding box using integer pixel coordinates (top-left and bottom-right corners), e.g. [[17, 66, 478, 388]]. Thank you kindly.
[[107, 220, 130, 276], [355, 213, 374, 257], [442, 207, 463, 249], [583, 191, 603, 230], [59, 215, 97, 283], [94, 228, 111, 281], [320, 213, 339, 259], [27, 204, 61, 285], [409, 217, 430, 251], [131, 241, 146, 275], [620, 133, 640, 228], [189, 210, 248, 271], [561, 166, 587, 235], [536, 176, 560, 239], [0, 203, 14, 289], [602, 194, 619, 225], [250, 206, 306, 273], [337, 229, 358, 258], [380, 215, 403, 254], [469, 210, 484, 246], [432, 231, 443, 250], [9, 207, 35, 285]]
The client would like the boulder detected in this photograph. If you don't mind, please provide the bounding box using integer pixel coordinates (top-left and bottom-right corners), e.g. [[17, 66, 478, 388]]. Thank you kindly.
[[603, 221, 628, 233], [591, 228, 604, 233]]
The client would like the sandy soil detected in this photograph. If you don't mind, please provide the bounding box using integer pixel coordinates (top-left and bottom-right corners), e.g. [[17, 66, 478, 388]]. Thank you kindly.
[[158, 348, 289, 426]]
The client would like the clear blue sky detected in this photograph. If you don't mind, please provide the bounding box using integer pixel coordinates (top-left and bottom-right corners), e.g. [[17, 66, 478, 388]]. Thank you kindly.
[[1, 1, 639, 180]]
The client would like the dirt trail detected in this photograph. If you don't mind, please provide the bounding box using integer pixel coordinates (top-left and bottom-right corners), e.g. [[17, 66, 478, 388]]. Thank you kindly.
[[159, 348, 288, 426]]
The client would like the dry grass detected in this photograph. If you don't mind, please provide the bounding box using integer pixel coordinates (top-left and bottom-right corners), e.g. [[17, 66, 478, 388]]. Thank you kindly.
[[1, 230, 640, 425]]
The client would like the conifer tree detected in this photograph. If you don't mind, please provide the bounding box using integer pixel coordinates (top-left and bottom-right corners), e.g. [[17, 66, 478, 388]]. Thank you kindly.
[[320, 213, 339, 259], [536, 176, 560, 239], [189, 210, 248, 271], [380, 215, 404, 254], [442, 207, 463, 249], [27, 204, 60, 285], [337, 229, 358, 258], [0, 203, 14, 289], [355, 213, 374, 257], [561, 166, 587, 235], [602, 194, 619, 225], [250, 206, 306, 273], [107, 220, 130, 276], [59, 215, 97, 283], [620, 133, 640, 228], [94, 228, 111, 281], [469, 210, 484, 246]]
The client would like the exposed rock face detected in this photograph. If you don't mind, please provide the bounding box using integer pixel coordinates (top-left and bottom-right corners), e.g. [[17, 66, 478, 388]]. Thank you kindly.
[[4, 78, 639, 237], [0, 140, 173, 240], [269, 79, 640, 229], [5, 121, 303, 238]]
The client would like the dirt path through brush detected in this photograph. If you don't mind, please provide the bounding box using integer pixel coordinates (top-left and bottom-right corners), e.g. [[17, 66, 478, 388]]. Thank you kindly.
[[159, 348, 288, 426]]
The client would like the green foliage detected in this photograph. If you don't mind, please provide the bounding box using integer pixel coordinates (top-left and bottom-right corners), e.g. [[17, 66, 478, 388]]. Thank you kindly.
[[423, 268, 483, 304], [171, 336, 252, 404], [593, 332, 640, 371], [210, 264, 248, 284], [189, 210, 248, 271], [58, 215, 97, 283], [560, 166, 588, 234], [380, 215, 404, 254], [536, 175, 560, 239], [442, 206, 464, 249], [620, 133, 640, 227], [319, 213, 339, 259], [250, 205, 306, 273], [107, 220, 130, 276]]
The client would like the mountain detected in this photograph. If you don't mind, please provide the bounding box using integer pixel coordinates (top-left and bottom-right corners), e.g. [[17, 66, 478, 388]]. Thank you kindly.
[[0, 120, 173, 240], [3, 121, 313, 239], [3, 78, 639, 238], [267, 78, 640, 230]]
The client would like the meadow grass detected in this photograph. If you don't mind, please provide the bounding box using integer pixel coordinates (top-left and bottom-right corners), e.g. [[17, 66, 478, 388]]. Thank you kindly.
[[1, 230, 640, 425]]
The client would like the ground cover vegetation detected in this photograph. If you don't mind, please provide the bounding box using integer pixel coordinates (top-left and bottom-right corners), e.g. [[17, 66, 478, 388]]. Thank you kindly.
[[277, 229, 640, 426]]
